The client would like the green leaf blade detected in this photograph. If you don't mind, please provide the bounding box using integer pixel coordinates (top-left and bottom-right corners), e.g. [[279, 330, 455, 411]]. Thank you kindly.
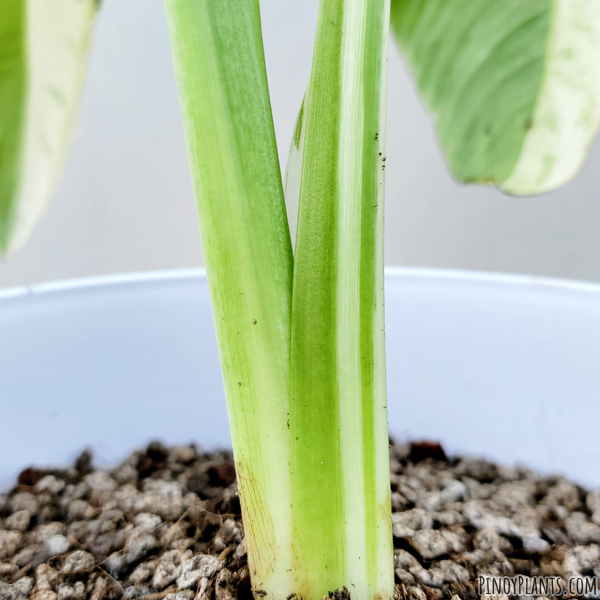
[[391, 0, 600, 194], [0, 0, 98, 254], [0, 0, 26, 253], [164, 2, 293, 598]]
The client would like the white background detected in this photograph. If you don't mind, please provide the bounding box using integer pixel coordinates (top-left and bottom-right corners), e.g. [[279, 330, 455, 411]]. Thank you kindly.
[[1, 0, 600, 288]]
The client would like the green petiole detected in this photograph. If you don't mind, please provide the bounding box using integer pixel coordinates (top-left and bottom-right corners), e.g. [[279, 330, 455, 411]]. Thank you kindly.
[[164, 1, 293, 597], [288, 0, 393, 598], [165, 0, 393, 597]]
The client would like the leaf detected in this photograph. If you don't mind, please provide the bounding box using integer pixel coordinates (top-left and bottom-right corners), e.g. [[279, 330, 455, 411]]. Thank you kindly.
[[391, 0, 600, 195], [0, 0, 99, 254]]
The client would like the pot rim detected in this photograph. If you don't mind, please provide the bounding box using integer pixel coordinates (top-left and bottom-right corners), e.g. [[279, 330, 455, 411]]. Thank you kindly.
[[2, 266, 600, 302]]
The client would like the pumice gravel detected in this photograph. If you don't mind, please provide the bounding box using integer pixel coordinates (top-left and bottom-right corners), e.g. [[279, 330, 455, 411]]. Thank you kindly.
[[0, 441, 599, 600]]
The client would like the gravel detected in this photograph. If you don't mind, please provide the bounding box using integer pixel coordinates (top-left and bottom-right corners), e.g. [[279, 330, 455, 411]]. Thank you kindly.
[[0, 440, 598, 599]]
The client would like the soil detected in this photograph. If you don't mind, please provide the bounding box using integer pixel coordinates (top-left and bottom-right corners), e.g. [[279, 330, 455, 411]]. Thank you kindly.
[[1, 440, 599, 600]]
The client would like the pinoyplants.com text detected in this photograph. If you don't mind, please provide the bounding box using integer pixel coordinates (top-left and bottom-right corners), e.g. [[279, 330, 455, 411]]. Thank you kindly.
[[478, 575, 599, 597]]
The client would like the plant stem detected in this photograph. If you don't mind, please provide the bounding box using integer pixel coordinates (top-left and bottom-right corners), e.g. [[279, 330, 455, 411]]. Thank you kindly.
[[164, 2, 294, 598], [288, 0, 394, 598]]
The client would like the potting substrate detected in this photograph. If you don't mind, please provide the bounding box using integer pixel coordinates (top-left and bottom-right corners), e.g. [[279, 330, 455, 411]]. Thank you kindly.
[[1, 441, 599, 600]]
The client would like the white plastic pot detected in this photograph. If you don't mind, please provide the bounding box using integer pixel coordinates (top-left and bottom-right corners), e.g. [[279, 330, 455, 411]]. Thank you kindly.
[[1, 268, 599, 491]]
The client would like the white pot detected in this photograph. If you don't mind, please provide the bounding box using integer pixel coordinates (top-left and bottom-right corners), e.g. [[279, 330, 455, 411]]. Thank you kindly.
[[1, 268, 599, 491]]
